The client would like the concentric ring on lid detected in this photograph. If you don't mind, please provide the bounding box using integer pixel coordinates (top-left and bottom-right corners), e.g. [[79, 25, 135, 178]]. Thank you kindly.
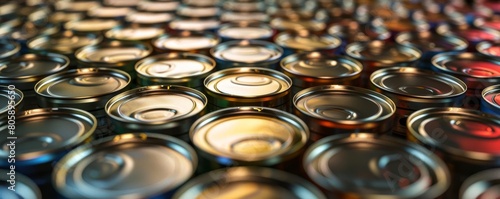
[[407, 107, 500, 161], [125, 11, 173, 25], [303, 133, 450, 199], [459, 168, 500, 199], [432, 52, 500, 78], [27, 31, 102, 55], [395, 31, 468, 53], [75, 41, 152, 64], [0, 169, 41, 199], [482, 85, 500, 111], [211, 40, 283, 64], [345, 41, 422, 63], [153, 31, 220, 52], [280, 52, 362, 80], [190, 107, 308, 165], [168, 19, 220, 32], [53, 133, 197, 199]]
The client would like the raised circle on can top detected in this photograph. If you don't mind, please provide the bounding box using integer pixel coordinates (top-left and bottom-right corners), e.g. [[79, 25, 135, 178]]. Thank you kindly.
[[281, 52, 362, 78], [87, 6, 132, 18], [0, 39, 20, 60], [137, 0, 179, 12], [177, 6, 220, 18], [53, 133, 196, 199], [211, 40, 282, 63], [395, 31, 468, 52], [169, 19, 220, 31], [477, 41, 500, 58], [432, 52, 500, 78], [346, 41, 421, 63]]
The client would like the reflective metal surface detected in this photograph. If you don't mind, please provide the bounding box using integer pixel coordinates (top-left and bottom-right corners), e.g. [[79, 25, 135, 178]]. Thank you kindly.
[[481, 84, 500, 116], [211, 40, 283, 69], [105, 26, 164, 42], [0, 170, 42, 199], [152, 31, 220, 55], [460, 168, 500, 199]]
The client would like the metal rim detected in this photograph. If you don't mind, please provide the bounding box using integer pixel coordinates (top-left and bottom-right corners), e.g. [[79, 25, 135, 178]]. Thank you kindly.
[[345, 41, 422, 63], [274, 31, 342, 50], [75, 40, 153, 65], [152, 31, 220, 51], [482, 84, 500, 110], [395, 31, 468, 52], [210, 40, 283, 64], [27, 31, 103, 55], [431, 52, 500, 78]]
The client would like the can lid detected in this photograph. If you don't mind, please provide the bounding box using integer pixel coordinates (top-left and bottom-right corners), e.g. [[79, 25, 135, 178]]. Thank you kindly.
[[137, 0, 179, 12], [204, 67, 291, 97], [270, 18, 326, 32], [169, 19, 220, 31], [345, 40, 421, 63], [49, 12, 84, 24], [105, 26, 164, 41], [125, 12, 174, 24], [0, 170, 41, 199], [294, 85, 395, 123], [87, 6, 132, 18], [432, 52, 500, 78], [64, 19, 119, 33], [53, 133, 197, 198], [190, 107, 308, 165], [153, 31, 219, 51], [407, 107, 500, 161], [0, 107, 96, 160], [482, 84, 500, 109], [75, 41, 152, 64], [173, 167, 326, 199], [28, 31, 102, 55], [217, 22, 274, 40], [106, 85, 207, 127], [55, 1, 100, 13], [211, 40, 282, 64], [0, 85, 22, 114], [275, 31, 341, 51], [477, 41, 500, 58], [135, 53, 215, 81], [222, 1, 265, 12], [371, 67, 467, 98], [281, 52, 362, 80], [0, 39, 20, 60], [303, 133, 450, 198], [183, 0, 220, 7], [220, 11, 270, 22], [103, 0, 141, 7], [396, 31, 468, 53], [460, 168, 500, 199], [176, 6, 220, 18]]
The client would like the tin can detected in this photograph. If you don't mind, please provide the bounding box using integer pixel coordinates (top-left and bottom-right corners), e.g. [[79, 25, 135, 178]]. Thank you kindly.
[[137, 0, 179, 13], [190, 107, 308, 172], [270, 17, 326, 34], [173, 167, 326, 199], [152, 31, 220, 56], [437, 23, 500, 52], [217, 21, 275, 42], [0, 2, 18, 20], [204, 67, 292, 111], [52, 133, 197, 199], [0, 85, 23, 119], [407, 107, 500, 199], [75, 40, 153, 78], [371, 67, 467, 137], [64, 19, 120, 34], [345, 40, 422, 87], [105, 26, 164, 43], [27, 31, 103, 68], [86, 6, 132, 20], [105, 85, 207, 141], [431, 52, 500, 109], [54, 0, 100, 13], [0, 53, 70, 110], [210, 40, 283, 69], [49, 12, 84, 25], [0, 108, 96, 189], [220, 11, 270, 23], [481, 84, 500, 116], [475, 15, 500, 32], [176, 5, 221, 19], [293, 85, 395, 141], [182, 0, 220, 7], [0, 170, 42, 199], [280, 52, 362, 94], [477, 40, 500, 58], [0, 39, 20, 62], [396, 31, 468, 70], [274, 31, 342, 57], [125, 11, 174, 27], [35, 68, 131, 138], [459, 168, 500, 199], [168, 18, 221, 32], [103, 0, 141, 7], [222, 0, 266, 12], [135, 53, 216, 89], [304, 133, 450, 199]]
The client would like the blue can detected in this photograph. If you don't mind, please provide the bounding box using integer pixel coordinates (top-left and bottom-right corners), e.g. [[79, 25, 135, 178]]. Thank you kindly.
[[481, 84, 500, 116]]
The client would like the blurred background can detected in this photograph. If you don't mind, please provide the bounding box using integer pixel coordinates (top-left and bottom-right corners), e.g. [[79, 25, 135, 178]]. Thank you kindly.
[[217, 21, 275, 42], [274, 31, 342, 57], [481, 84, 500, 116], [459, 168, 500, 199], [210, 40, 283, 69], [0, 85, 23, 119], [0, 169, 42, 199], [152, 31, 220, 56]]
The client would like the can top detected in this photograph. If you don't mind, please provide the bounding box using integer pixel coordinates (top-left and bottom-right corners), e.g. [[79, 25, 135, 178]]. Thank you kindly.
[[35, 68, 130, 99], [106, 85, 207, 127], [432, 52, 500, 78], [222, 1, 265, 12], [168, 18, 220, 31], [153, 31, 220, 51], [294, 85, 396, 124], [396, 31, 468, 53], [210, 40, 283, 64], [270, 18, 326, 32], [482, 84, 500, 109], [220, 11, 270, 22], [280, 52, 362, 79], [28, 31, 102, 55], [460, 168, 500, 199], [103, 0, 141, 7], [190, 107, 308, 165], [105, 26, 164, 41], [55, 1, 100, 13], [0, 85, 22, 114], [0, 170, 41, 199], [182, 0, 220, 7], [438, 24, 500, 43], [176, 6, 220, 18], [408, 107, 500, 161], [217, 21, 274, 40], [75, 41, 152, 64], [0, 39, 20, 60], [53, 133, 197, 199], [135, 53, 216, 80], [371, 67, 467, 98], [345, 40, 421, 63], [173, 167, 326, 199], [0, 107, 96, 159], [87, 6, 132, 18], [477, 41, 500, 58], [64, 19, 119, 33], [204, 67, 291, 98], [275, 31, 342, 51], [49, 12, 84, 24], [303, 133, 450, 199], [137, 0, 179, 12], [125, 12, 174, 25]]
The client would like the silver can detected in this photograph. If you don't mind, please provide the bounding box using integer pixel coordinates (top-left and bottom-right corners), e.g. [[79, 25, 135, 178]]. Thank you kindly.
[[152, 31, 220, 56], [54, 1, 100, 13], [293, 85, 396, 141], [0, 39, 20, 62], [86, 6, 132, 20], [125, 11, 174, 27], [135, 53, 216, 89], [204, 67, 292, 111], [137, 0, 179, 13], [217, 21, 275, 41], [304, 133, 450, 199], [222, 0, 265, 12], [220, 11, 270, 23], [0, 85, 23, 119], [105, 26, 165, 43], [371, 67, 467, 137], [168, 18, 221, 32], [274, 31, 342, 57], [173, 167, 326, 199], [460, 168, 500, 199], [64, 19, 120, 34], [176, 5, 220, 19], [53, 133, 197, 199], [210, 40, 283, 69], [0, 170, 42, 199], [105, 85, 207, 141]]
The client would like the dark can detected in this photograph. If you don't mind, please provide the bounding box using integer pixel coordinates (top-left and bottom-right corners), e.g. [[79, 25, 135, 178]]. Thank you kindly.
[[125, 11, 174, 27], [190, 107, 308, 172], [0, 39, 20, 62], [105, 26, 165, 43], [0, 170, 42, 199], [64, 19, 120, 34], [274, 31, 342, 57], [280, 52, 362, 94], [52, 133, 197, 199], [407, 107, 500, 199], [105, 85, 207, 141], [217, 21, 275, 42], [204, 67, 292, 111], [371, 67, 467, 137], [459, 168, 500, 199], [135, 53, 216, 89], [304, 133, 450, 199], [210, 40, 283, 69], [432, 52, 500, 109], [481, 84, 500, 116], [173, 167, 326, 199], [0, 85, 23, 119], [152, 31, 220, 56], [168, 18, 221, 32]]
